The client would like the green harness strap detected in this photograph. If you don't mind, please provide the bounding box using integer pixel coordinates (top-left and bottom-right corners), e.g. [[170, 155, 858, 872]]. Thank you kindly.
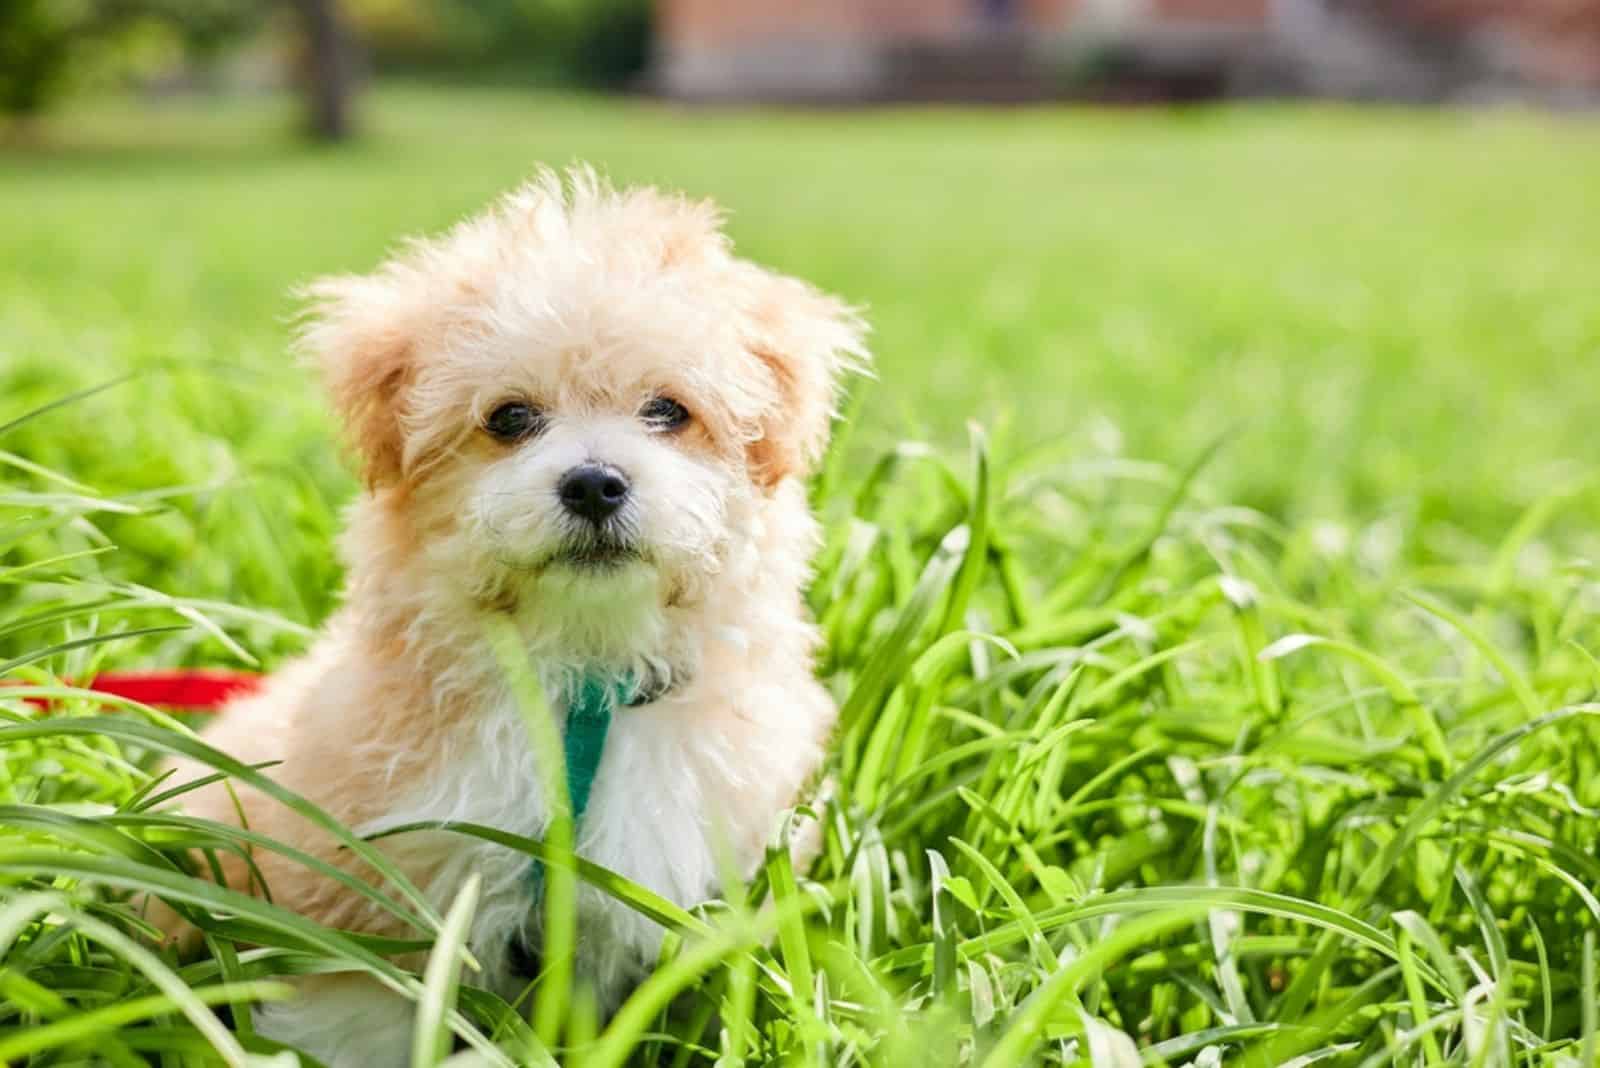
[[526, 672, 636, 897], [563, 673, 628, 824]]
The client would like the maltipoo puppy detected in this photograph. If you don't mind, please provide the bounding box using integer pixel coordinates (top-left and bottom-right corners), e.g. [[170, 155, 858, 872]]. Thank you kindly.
[[160, 167, 867, 1066]]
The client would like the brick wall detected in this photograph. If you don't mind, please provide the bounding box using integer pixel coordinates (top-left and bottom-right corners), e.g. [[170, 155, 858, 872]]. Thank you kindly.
[[653, 0, 1597, 99], [1151, 0, 1269, 20], [657, 0, 1082, 48], [1385, 0, 1600, 86]]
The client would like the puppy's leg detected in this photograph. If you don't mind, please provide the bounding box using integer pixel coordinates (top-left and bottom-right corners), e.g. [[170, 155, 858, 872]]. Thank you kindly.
[[254, 973, 414, 1068]]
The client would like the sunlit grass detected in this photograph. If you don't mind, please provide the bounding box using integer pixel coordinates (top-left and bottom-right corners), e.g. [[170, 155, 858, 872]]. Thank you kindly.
[[3, 89, 1600, 1065], [5, 395, 1600, 1063]]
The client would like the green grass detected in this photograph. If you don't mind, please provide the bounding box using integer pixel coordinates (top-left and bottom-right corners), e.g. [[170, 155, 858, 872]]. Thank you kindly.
[[3, 87, 1600, 1065]]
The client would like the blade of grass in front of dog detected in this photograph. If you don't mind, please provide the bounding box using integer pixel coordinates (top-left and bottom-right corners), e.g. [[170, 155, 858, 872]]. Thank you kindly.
[[454, 988, 557, 1068], [0, 803, 185, 872], [109, 811, 429, 936], [0, 716, 444, 933], [0, 891, 275, 1067], [367, 819, 704, 938], [0, 981, 296, 1063], [414, 874, 482, 1068], [485, 617, 576, 1051], [0, 596, 132, 640], [204, 933, 257, 1044], [0, 624, 190, 675], [0, 858, 513, 1065], [585, 892, 821, 1068], [0, 851, 415, 974], [761, 824, 812, 1023], [717, 945, 758, 1068], [98, 580, 314, 643]]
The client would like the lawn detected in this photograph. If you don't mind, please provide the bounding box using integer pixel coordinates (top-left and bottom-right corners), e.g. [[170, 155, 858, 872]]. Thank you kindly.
[[2, 86, 1599, 1065]]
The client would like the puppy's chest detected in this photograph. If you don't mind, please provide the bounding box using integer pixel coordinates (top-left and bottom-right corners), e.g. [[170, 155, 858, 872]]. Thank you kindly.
[[416, 696, 721, 907]]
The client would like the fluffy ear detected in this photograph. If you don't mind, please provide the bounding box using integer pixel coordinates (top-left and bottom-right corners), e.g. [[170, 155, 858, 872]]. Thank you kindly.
[[296, 274, 419, 488], [746, 275, 870, 490]]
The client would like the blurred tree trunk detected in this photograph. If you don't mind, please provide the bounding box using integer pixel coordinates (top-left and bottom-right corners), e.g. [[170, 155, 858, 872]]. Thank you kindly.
[[288, 0, 354, 141]]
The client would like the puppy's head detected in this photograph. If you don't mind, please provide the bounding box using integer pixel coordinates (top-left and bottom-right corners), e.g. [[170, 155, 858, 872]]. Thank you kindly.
[[299, 168, 867, 662]]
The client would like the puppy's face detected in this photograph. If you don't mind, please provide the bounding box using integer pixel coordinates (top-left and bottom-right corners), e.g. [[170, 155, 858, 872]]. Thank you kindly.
[[466, 383, 724, 585], [426, 311, 764, 639], [301, 171, 866, 663]]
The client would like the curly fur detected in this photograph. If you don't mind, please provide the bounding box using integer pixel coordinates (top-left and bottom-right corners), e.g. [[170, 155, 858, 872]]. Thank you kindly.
[[157, 167, 868, 1067]]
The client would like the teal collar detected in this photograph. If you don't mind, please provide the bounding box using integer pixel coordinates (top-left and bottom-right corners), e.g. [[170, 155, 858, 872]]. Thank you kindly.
[[562, 672, 635, 825], [527, 671, 639, 895]]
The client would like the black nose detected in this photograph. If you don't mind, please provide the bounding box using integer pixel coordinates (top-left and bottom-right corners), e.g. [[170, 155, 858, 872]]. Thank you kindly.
[[558, 463, 629, 524]]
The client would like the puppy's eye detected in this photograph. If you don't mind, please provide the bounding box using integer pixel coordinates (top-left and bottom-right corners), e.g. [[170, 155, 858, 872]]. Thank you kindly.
[[640, 396, 690, 432], [483, 401, 545, 442]]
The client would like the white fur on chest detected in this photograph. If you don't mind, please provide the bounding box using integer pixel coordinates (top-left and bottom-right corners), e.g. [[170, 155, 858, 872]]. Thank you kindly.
[[363, 688, 725, 1003]]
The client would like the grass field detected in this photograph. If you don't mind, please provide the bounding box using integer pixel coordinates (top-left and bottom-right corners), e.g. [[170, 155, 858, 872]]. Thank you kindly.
[[3, 87, 1600, 1065]]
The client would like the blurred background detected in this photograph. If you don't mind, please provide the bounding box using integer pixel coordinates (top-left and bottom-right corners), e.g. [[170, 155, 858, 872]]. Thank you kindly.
[[4, 0, 1600, 131], [5, 0, 1600, 124], [2, 0, 1598, 636]]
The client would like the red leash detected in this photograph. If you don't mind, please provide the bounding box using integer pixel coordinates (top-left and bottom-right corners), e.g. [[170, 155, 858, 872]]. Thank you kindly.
[[10, 670, 262, 712]]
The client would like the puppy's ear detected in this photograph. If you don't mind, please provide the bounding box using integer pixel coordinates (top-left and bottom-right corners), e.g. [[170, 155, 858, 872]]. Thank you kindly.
[[747, 275, 870, 490], [297, 274, 419, 488]]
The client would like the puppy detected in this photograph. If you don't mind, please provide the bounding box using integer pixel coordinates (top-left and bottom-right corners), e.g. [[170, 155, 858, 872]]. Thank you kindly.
[[160, 168, 867, 1066]]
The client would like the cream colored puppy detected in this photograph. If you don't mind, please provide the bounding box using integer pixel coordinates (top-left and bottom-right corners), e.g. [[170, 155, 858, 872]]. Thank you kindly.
[[163, 168, 866, 1066]]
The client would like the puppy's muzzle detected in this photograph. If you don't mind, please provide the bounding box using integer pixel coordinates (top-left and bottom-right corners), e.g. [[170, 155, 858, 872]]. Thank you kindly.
[[558, 463, 629, 525]]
